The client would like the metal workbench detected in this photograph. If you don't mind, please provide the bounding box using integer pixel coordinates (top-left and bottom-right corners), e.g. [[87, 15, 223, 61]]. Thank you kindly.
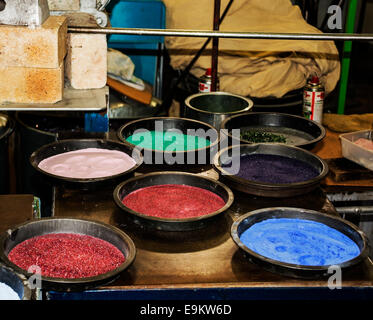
[[44, 166, 373, 300], [2, 129, 373, 300]]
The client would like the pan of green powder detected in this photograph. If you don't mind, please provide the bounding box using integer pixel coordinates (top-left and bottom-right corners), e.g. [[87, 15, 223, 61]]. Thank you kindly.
[[117, 117, 220, 167]]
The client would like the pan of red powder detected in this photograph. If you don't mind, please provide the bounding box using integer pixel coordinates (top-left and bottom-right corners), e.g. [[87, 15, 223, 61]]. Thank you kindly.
[[213, 143, 329, 198], [113, 172, 234, 231], [29, 139, 143, 190], [0, 218, 136, 292]]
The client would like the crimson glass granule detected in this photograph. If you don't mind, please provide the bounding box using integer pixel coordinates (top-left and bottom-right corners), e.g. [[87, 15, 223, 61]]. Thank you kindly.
[[122, 184, 226, 219], [8, 233, 125, 279]]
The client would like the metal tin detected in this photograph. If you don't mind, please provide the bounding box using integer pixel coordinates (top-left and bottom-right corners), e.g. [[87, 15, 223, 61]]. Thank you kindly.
[[302, 76, 325, 124], [184, 92, 254, 129], [0, 217, 136, 292], [231, 207, 369, 279], [198, 68, 219, 93], [213, 143, 329, 198], [113, 171, 234, 231]]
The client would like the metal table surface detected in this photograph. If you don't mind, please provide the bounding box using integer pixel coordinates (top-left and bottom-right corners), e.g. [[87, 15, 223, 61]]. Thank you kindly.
[[47, 166, 373, 300]]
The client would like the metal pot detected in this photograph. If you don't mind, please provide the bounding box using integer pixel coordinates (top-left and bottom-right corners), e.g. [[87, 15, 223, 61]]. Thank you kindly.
[[184, 92, 253, 129]]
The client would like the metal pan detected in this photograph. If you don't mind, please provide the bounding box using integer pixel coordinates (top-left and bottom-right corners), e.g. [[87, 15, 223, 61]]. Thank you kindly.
[[113, 172, 234, 231], [0, 264, 32, 300], [29, 139, 143, 190], [213, 144, 329, 198], [0, 218, 136, 292], [231, 207, 369, 279], [221, 112, 325, 150], [117, 117, 220, 169]]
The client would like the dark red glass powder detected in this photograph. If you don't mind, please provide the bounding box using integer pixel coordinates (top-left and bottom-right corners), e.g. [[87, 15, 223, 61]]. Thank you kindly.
[[8, 233, 125, 279], [122, 184, 226, 219]]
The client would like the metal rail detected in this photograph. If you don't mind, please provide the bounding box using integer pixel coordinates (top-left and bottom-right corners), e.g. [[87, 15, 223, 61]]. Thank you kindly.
[[68, 26, 373, 41]]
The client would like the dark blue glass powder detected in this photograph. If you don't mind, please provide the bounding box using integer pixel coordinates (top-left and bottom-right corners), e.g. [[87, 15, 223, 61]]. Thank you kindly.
[[224, 154, 319, 184]]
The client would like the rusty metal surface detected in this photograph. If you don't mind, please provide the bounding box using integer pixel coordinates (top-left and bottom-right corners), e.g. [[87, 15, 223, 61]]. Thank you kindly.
[[52, 168, 373, 289]]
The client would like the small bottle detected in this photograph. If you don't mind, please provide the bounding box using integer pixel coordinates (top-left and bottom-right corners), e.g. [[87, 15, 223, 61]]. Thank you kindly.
[[302, 75, 325, 124], [198, 68, 219, 93]]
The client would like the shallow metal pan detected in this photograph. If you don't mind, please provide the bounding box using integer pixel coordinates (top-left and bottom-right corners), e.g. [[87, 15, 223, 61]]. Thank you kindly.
[[231, 207, 369, 279], [221, 112, 325, 150], [0, 264, 32, 300], [29, 139, 143, 191], [113, 171, 234, 232], [117, 117, 220, 169], [0, 218, 136, 292], [213, 143, 329, 198]]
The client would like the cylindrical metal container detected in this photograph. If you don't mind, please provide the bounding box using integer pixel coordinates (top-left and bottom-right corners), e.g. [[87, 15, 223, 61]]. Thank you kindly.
[[184, 92, 253, 129], [0, 113, 14, 194], [302, 76, 325, 124]]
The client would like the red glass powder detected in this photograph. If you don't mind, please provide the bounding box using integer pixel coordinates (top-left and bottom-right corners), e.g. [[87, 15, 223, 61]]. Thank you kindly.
[[122, 184, 226, 219], [8, 233, 125, 279]]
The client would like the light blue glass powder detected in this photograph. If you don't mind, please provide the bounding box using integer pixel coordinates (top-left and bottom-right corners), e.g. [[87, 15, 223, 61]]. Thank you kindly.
[[239, 218, 361, 266]]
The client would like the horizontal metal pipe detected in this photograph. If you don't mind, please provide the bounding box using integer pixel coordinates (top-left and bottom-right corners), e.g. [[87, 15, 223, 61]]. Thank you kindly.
[[336, 206, 373, 215], [68, 26, 373, 41]]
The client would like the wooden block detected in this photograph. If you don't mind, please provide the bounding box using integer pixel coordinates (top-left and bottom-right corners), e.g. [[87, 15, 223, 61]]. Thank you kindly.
[[0, 16, 67, 68], [65, 33, 107, 90], [48, 0, 80, 11], [0, 64, 64, 104]]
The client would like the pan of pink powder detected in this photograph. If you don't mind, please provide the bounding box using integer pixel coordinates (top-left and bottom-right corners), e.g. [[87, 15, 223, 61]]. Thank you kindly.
[[30, 139, 143, 190]]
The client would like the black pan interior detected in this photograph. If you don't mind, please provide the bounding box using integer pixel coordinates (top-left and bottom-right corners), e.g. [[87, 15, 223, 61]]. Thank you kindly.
[[222, 112, 325, 149]]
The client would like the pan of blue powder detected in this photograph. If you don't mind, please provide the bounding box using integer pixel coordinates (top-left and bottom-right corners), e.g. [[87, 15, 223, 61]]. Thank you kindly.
[[231, 207, 369, 279], [213, 143, 329, 197]]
